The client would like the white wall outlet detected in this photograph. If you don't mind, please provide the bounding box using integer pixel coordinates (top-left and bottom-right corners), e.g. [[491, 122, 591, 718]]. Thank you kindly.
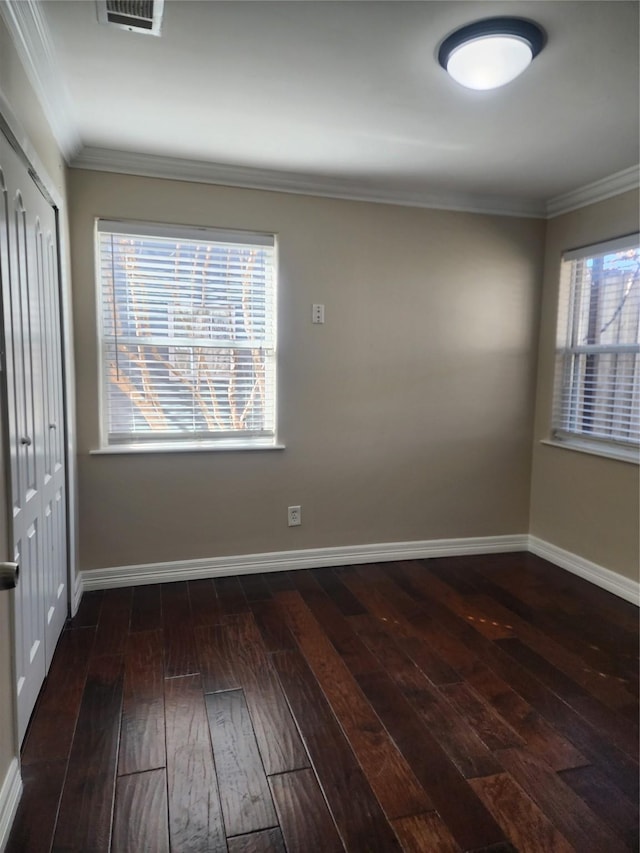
[[288, 505, 301, 526], [312, 304, 325, 324]]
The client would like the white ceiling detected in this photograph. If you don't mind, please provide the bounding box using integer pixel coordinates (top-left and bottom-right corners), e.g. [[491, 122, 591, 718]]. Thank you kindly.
[[22, 1, 640, 211]]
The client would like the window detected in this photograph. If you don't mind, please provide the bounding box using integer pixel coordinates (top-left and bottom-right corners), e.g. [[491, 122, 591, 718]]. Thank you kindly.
[[552, 233, 639, 458], [96, 220, 277, 449]]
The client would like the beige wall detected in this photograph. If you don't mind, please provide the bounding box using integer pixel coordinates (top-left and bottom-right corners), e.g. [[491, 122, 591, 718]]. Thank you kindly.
[[530, 190, 640, 581], [69, 169, 545, 570], [0, 11, 69, 801]]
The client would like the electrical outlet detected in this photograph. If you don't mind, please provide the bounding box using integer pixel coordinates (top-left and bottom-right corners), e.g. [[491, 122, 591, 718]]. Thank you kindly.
[[288, 505, 301, 526], [312, 304, 325, 324]]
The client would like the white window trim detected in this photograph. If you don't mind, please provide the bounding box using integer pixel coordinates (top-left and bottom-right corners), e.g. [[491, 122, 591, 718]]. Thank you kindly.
[[90, 441, 286, 455], [550, 232, 640, 462], [541, 438, 639, 465], [94, 218, 279, 451]]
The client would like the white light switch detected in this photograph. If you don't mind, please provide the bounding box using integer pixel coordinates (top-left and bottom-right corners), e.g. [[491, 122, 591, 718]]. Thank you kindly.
[[312, 304, 325, 324]]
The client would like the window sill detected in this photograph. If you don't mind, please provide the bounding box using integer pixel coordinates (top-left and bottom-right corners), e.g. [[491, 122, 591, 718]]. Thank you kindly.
[[90, 441, 285, 455], [540, 438, 639, 465]]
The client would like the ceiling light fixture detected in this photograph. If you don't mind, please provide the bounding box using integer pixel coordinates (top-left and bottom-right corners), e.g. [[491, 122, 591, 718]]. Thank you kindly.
[[438, 17, 546, 91]]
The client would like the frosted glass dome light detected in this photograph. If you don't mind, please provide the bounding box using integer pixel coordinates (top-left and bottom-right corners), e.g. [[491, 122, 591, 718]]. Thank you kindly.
[[438, 18, 545, 91]]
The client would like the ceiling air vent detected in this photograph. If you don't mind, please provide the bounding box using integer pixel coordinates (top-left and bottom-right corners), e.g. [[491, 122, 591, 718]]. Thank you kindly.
[[97, 0, 164, 36]]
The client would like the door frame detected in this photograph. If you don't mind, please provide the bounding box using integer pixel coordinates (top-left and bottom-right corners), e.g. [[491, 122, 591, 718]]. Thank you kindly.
[[0, 86, 78, 753]]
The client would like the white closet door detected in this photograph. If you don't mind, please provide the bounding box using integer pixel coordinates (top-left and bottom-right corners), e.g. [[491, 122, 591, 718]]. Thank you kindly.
[[36, 206, 67, 670], [0, 130, 68, 741]]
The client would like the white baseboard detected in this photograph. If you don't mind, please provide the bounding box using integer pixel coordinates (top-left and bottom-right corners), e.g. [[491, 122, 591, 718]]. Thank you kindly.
[[75, 532, 639, 607], [0, 758, 21, 853], [80, 534, 528, 591], [71, 569, 84, 617], [529, 536, 640, 605]]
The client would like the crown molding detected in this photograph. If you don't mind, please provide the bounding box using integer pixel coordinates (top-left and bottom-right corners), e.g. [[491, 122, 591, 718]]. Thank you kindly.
[[0, 0, 81, 160], [546, 164, 640, 218], [71, 146, 548, 219], [1, 1, 636, 218]]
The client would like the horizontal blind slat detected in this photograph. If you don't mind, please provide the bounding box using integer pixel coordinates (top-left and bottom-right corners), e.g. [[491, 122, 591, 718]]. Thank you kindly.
[[99, 223, 277, 444], [553, 241, 640, 447]]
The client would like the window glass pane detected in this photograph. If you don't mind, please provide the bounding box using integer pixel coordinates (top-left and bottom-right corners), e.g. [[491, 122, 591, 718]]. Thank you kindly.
[[554, 239, 640, 449], [97, 224, 276, 445]]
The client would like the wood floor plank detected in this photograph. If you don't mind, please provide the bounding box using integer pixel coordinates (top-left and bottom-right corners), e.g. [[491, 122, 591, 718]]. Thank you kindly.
[[91, 587, 132, 657], [196, 622, 241, 692], [299, 586, 380, 677], [162, 582, 199, 677], [304, 588, 506, 850], [163, 623, 199, 677], [353, 613, 501, 780], [472, 638, 640, 801], [112, 769, 169, 853], [439, 682, 525, 751], [464, 661, 587, 772], [496, 748, 629, 852], [161, 580, 192, 622], [496, 637, 639, 759], [391, 562, 516, 641], [205, 690, 277, 837], [198, 615, 308, 774], [249, 599, 296, 652], [188, 578, 222, 626], [164, 674, 226, 853], [374, 575, 587, 772], [397, 633, 462, 685], [348, 617, 504, 850], [227, 828, 286, 853], [289, 568, 324, 594], [468, 582, 638, 712], [5, 760, 66, 853], [354, 565, 423, 619], [276, 590, 432, 818], [269, 768, 344, 853], [69, 590, 103, 628], [346, 572, 461, 684], [239, 573, 273, 602], [271, 648, 403, 852], [390, 570, 638, 797], [469, 772, 574, 853], [558, 764, 639, 850], [517, 554, 639, 636], [118, 630, 165, 776], [21, 627, 95, 765], [481, 559, 639, 675], [422, 558, 639, 699], [301, 589, 507, 849], [265, 570, 300, 593], [214, 575, 250, 617], [13, 554, 638, 853], [130, 584, 163, 632], [391, 812, 460, 853], [52, 653, 124, 852], [354, 666, 507, 851], [310, 568, 368, 615]]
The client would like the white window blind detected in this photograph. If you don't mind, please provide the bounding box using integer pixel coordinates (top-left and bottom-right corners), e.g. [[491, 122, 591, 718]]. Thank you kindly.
[[96, 220, 277, 447], [553, 233, 639, 452]]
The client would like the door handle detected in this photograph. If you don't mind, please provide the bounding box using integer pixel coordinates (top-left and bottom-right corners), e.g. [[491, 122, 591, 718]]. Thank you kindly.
[[0, 562, 19, 590], [49, 423, 56, 430], [20, 436, 31, 446]]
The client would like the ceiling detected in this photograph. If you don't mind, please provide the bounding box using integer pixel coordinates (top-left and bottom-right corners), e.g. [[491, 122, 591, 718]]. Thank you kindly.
[[10, 1, 640, 214]]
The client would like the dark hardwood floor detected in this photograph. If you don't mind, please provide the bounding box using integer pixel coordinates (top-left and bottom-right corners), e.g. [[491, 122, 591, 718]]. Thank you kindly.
[[7, 553, 639, 852]]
